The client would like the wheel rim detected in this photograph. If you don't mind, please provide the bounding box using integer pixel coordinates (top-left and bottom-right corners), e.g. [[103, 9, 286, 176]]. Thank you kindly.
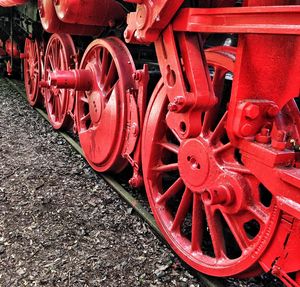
[[142, 46, 280, 277], [44, 33, 76, 129], [76, 37, 136, 172], [24, 38, 42, 106]]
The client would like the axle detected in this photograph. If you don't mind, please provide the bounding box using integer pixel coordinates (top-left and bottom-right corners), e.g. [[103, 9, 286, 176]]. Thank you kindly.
[[44, 69, 93, 91]]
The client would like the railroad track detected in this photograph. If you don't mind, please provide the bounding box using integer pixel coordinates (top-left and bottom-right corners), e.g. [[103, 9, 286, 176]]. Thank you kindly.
[[5, 77, 225, 287]]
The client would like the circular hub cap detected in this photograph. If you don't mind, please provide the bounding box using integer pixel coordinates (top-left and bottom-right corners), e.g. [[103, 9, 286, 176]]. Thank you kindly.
[[178, 139, 209, 189], [76, 37, 136, 173], [142, 47, 280, 277], [44, 33, 76, 130]]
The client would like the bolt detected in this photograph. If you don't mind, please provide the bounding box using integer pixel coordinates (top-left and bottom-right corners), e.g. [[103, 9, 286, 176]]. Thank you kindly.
[[131, 123, 138, 137], [267, 105, 279, 117], [271, 130, 287, 150], [202, 185, 233, 206], [240, 123, 253, 137], [132, 71, 142, 82], [168, 103, 178, 112], [129, 175, 143, 188], [275, 130, 286, 142], [261, 128, 270, 136], [245, 104, 260, 120], [174, 96, 185, 105], [255, 127, 271, 144]]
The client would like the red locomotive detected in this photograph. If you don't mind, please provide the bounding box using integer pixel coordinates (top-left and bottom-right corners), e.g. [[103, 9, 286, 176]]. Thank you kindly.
[[0, 1, 299, 286]]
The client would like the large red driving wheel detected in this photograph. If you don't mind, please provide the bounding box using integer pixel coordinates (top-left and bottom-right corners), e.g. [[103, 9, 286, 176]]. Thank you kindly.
[[23, 38, 43, 107], [142, 46, 280, 277], [76, 37, 136, 173], [44, 33, 76, 129]]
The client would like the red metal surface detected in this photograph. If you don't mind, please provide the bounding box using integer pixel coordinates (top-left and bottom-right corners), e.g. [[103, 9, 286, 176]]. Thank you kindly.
[[0, 0, 28, 7], [75, 37, 137, 173], [54, 0, 125, 27], [43, 33, 76, 129], [155, 26, 217, 138], [142, 47, 280, 277], [38, 0, 103, 36], [172, 6, 300, 35], [23, 38, 43, 107], [124, 0, 237, 43], [2, 0, 300, 285], [5, 39, 20, 58]]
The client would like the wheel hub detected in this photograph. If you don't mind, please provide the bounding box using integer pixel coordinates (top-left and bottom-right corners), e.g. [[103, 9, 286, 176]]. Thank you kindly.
[[178, 138, 210, 189]]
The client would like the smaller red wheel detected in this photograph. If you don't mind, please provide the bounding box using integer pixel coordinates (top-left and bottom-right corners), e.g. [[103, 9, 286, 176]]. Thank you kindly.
[[23, 38, 43, 107], [76, 37, 136, 173], [44, 33, 76, 129]]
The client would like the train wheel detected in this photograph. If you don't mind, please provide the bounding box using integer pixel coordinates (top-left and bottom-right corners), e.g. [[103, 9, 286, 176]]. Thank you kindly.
[[23, 38, 43, 107], [76, 37, 136, 172], [44, 33, 76, 129], [142, 47, 280, 277]]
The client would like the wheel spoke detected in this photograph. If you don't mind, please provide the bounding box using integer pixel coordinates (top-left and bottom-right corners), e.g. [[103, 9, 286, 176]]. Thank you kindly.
[[51, 42, 57, 69], [55, 98, 61, 121], [152, 163, 178, 173], [223, 163, 251, 174], [79, 95, 88, 103], [47, 91, 54, 103], [105, 80, 118, 101], [191, 193, 203, 251], [158, 142, 179, 154], [103, 61, 117, 92], [169, 126, 182, 144], [172, 188, 193, 231], [80, 112, 90, 123], [222, 213, 250, 250], [48, 54, 55, 71], [204, 206, 226, 259], [157, 177, 184, 204], [209, 111, 227, 144], [213, 142, 233, 155], [212, 67, 226, 94], [100, 48, 109, 83], [248, 205, 270, 224]]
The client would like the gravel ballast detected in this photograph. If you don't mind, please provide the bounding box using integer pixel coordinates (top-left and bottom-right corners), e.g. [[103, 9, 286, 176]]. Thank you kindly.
[[0, 79, 203, 286]]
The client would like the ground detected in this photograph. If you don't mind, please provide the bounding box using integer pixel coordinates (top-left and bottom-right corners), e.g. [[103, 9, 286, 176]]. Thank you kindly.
[[0, 79, 203, 286]]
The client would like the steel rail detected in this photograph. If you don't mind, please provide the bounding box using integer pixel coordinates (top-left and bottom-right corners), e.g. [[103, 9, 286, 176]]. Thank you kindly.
[[5, 77, 224, 287]]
